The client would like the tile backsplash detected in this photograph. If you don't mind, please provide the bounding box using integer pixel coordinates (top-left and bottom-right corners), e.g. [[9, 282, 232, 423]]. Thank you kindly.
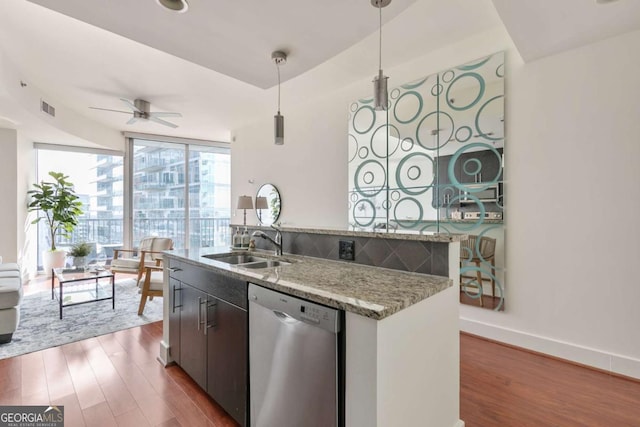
[[244, 228, 449, 277]]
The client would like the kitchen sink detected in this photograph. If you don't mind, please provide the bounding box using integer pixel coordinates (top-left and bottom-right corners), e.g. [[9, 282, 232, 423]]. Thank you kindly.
[[202, 253, 293, 269], [202, 253, 268, 264], [240, 260, 291, 269]]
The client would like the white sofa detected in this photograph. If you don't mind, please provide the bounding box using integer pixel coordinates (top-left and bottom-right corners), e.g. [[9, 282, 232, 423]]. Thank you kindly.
[[0, 263, 22, 344]]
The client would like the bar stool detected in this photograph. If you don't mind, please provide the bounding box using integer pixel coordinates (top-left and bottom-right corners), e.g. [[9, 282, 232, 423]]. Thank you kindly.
[[460, 235, 496, 307]]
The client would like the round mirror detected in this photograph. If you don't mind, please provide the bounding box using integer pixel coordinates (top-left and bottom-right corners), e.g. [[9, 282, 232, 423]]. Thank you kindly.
[[255, 183, 281, 226]]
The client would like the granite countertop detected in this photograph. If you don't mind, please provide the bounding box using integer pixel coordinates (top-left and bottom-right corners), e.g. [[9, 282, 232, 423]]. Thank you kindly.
[[229, 224, 467, 243], [165, 247, 452, 320]]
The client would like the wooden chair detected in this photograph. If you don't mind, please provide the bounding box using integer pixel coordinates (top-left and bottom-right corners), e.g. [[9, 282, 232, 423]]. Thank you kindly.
[[111, 237, 173, 284], [138, 263, 164, 315], [460, 235, 496, 307]]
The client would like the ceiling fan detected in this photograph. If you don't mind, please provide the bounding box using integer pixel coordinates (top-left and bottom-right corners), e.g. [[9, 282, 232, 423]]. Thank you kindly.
[[90, 98, 182, 128]]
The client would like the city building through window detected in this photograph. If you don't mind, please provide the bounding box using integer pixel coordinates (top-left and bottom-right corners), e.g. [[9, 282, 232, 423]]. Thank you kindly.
[[33, 137, 230, 271]]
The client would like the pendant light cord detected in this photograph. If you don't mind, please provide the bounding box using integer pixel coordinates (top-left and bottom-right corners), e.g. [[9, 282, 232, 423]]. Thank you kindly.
[[378, 3, 382, 71], [277, 64, 281, 114]]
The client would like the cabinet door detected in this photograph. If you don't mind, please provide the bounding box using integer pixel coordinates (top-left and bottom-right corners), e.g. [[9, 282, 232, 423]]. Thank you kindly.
[[179, 285, 207, 390], [456, 151, 479, 184], [433, 155, 459, 208], [207, 297, 248, 426], [457, 148, 503, 184], [475, 148, 503, 183], [168, 278, 182, 364]]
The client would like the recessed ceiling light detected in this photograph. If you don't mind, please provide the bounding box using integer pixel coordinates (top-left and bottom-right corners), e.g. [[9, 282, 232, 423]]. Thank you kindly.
[[596, 0, 620, 4], [156, 0, 189, 13]]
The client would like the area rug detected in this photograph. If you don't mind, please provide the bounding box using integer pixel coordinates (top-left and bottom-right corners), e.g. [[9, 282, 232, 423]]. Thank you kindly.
[[0, 278, 163, 360]]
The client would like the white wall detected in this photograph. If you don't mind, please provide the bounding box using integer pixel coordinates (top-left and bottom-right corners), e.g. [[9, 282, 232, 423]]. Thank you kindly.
[[0, 52, 123, 151], [232, 26, 640, 377], [17, 132, 36, 279], [0, 128, 18, 262], [0, 128, 36, 276], [463, 27, 640, 378], [231, 93, 351, 228]]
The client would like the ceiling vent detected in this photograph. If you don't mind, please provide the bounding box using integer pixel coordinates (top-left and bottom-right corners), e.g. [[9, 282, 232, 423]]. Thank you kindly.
[[41, 100, 55, 117]]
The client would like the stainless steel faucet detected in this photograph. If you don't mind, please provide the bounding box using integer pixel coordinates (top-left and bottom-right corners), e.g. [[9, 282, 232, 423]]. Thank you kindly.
[[251, 223, 283, 256]]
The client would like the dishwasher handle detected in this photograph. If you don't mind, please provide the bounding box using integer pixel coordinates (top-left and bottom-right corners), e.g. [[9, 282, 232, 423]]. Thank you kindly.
[[273, 310, 300, 325]]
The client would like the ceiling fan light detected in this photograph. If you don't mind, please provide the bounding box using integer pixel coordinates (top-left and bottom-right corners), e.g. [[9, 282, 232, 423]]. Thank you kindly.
[[156, 0, 189, 13]]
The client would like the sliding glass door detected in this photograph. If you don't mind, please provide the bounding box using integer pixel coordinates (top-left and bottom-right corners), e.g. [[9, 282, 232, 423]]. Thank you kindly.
[[131, 138, 230, 249], [35, 146, 124, 268], [188, 144, 231, 248]]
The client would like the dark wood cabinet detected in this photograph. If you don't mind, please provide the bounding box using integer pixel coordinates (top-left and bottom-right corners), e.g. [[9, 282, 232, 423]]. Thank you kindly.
[[476, 148, 503, 183], [433, 148, 504, 206], [433, 148, 504, 213], [168, 277, 181, 365], [167, 257, 248, 426], [207, 296, 248, 423], [432, 154, 460, 208], [178, 284, 208, 389], [455, 148, 503, 184]]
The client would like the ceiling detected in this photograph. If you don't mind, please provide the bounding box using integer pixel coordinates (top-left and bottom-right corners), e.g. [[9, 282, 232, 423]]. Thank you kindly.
[[0, 0, 638, 145], [492, 0, 640, 62], [26, 0, 419, 89]]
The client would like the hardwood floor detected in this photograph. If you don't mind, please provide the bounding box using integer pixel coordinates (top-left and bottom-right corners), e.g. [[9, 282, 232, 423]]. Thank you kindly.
[[3, 327, 639, 427], [3, 276, 640, 426], [461, 333, 640, 427], [0, 321, 238, 426]]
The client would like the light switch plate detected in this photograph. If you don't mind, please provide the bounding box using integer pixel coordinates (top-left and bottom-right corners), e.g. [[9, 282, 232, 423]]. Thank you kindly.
[[339, 240, 355, 261]]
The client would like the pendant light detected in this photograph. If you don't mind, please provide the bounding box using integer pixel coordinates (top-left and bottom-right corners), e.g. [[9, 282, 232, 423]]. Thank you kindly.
[[272, 51, 287, 145], [372, 0, 391, 111]]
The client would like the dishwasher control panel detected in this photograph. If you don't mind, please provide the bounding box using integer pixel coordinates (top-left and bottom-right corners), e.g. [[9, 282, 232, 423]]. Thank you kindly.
[[300, 305, 332, 324], [248, 283, 340, 333]]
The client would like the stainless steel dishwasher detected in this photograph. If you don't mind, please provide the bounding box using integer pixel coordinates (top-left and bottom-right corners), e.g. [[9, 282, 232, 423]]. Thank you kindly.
[[248, 283, 342, 427]]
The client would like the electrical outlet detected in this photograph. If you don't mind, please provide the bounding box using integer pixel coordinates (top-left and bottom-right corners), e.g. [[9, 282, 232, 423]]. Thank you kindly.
[[339, 240, 355, 261]]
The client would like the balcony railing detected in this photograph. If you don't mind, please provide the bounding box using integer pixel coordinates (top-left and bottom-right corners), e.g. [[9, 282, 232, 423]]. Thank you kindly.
[[48, 217, 230, 254]]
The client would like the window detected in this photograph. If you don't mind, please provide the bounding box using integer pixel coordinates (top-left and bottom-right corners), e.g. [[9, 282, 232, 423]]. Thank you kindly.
[[35, 145, 124, 268], [130, 138, 230, 250]]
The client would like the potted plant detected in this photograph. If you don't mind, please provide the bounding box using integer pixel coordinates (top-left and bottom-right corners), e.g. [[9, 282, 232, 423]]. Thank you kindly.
[[28, 171, 84, 276], [69, 242, 92, 268]]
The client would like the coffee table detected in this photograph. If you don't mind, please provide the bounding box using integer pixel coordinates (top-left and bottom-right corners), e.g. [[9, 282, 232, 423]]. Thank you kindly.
[[51, 267, 115, 319]]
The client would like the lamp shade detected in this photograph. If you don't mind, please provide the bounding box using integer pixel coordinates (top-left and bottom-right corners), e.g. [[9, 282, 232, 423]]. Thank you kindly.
[[237, 195, 254, 209], [255, 196, 268, 209], [274, 113, 284, 145], [373, 69, 389, 111]]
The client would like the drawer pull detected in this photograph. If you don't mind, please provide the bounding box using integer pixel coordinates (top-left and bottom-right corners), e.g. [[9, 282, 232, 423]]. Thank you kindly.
[[172, 286, 182, 313], [198, 297, 204, 331]]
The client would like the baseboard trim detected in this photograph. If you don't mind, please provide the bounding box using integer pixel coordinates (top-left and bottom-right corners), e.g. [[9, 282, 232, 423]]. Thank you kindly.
[[453, 419, 465, 427], [460, 317, 640, 380], [158, 340, 171, 366], [0, 333, 13, 344]]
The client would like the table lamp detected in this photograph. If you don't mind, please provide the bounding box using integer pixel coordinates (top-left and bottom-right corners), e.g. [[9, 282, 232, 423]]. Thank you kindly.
[[237, 195, 254, 226], [255, 196, 268, 223]]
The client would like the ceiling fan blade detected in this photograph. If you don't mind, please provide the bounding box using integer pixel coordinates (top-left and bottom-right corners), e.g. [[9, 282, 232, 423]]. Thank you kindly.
[[149, 112, 182, 118], [126, 117, 139, 125], [120, 98, 141, 113], [89, 107, 132, 114], [148, 116, 178, 128]]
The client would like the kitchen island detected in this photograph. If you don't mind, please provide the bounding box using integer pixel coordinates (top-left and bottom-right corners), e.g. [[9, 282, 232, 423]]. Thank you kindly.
[[161, 246, 463, 427]]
